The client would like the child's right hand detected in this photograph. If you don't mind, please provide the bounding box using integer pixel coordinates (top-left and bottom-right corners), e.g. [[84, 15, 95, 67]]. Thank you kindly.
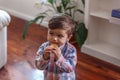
[[43, 47, 52, 60]]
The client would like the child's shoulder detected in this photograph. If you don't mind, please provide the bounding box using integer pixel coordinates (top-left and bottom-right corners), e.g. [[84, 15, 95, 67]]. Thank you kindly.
[[65, 42, 77, 55], [67, 42, 76, 50]]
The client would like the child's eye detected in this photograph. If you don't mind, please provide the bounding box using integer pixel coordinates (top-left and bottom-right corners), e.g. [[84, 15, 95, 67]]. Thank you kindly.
[[49, 32, 53, 35], [58, 35, 63, 38]]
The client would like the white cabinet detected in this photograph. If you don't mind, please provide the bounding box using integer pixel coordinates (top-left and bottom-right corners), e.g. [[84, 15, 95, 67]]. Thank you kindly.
[[81, 0, 120, 66]]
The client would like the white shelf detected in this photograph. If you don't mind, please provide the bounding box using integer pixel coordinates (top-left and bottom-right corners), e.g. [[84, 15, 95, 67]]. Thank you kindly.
[[109, 17, 120, 25], [90, 10, 110, 20], [82, 41, 120, 66], [83, 0, 120, 66]]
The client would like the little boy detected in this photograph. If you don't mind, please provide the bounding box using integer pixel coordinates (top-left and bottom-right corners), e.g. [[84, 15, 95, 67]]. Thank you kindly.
[[35, 14, 77, 80]]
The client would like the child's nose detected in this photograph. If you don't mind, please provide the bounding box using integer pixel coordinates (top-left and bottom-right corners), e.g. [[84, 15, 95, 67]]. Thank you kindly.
[[53, 36, 58, 41]]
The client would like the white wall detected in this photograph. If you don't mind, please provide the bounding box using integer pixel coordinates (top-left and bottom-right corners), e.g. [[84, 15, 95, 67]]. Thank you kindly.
[[0, 0, 84, 26], [0, 0, 49, 21]]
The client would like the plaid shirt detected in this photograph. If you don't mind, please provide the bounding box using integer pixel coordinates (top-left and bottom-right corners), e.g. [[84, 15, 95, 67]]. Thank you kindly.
[[35, 41, 77, 80]]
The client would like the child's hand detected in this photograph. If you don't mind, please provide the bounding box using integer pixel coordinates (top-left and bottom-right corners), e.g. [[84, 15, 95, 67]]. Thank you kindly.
[[44, 44, 61, 61], [43, 47, 52, 60], [50, 44, 61, 61]]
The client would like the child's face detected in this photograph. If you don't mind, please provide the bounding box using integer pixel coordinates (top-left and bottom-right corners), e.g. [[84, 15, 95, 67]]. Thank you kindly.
[[47, 28, 72, 47]]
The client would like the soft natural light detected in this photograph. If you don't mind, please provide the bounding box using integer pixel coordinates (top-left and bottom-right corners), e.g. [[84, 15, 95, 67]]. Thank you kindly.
[[32, 69, 44, 80]]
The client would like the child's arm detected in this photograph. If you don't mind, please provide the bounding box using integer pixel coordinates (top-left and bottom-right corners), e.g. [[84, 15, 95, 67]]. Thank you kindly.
[[35, 52, 49, 70], [35, 43, 50, 70], [55, 48, 77, 73]]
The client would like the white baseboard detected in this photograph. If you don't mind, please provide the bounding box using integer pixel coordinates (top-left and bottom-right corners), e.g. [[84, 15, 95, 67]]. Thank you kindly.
[[81, 45, 120, 66], [0, 7, 48, 28], [0, 6, 34, 21]]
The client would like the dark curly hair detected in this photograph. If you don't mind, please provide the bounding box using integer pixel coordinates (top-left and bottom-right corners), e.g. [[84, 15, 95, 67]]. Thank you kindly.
[[48, 14, 75, 35]]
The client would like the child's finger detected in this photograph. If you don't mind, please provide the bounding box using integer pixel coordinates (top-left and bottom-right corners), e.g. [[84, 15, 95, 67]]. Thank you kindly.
[[51, 50, 61, 57]]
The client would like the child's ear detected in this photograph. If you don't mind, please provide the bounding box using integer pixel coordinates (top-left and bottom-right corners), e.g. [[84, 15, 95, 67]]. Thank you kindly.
[[67, 34, 73, 41]]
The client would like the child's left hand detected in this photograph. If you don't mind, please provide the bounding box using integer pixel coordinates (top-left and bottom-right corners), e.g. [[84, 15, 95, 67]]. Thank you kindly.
[[50, 45, 61, 61]]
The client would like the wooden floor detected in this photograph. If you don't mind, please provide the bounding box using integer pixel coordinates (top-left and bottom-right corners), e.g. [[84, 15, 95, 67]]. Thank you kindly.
[[0, 15, 120, 80]]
